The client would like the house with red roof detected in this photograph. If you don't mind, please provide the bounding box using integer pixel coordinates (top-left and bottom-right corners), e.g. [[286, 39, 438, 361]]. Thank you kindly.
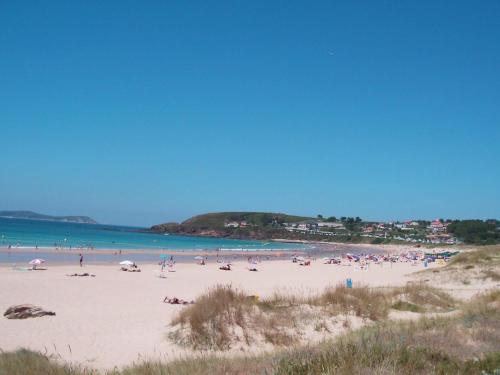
[[429, 219, 446, 233]]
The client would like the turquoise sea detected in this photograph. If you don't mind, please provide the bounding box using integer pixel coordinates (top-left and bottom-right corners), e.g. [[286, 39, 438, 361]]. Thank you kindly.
[[0, 217, 305, 251]]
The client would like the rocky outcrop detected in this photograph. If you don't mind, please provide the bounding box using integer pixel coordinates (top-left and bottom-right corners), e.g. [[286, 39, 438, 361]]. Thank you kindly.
[[149, 212, 316, 240], [150, 222, 183, 233], [4, 304, 56, 319]]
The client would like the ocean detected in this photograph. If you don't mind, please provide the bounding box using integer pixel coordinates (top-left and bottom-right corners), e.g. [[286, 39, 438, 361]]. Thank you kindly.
[[0, 217, 305, 252]]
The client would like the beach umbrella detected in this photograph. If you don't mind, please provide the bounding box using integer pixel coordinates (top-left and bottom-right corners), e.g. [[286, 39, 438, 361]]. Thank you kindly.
[[119, 260, 134, 266], [29, 259, 45, 265], [194, 256, 204, 260]]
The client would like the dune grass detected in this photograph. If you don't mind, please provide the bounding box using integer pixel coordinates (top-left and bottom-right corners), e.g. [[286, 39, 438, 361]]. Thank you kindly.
[[0, 349, 92, 375], [482, 269, 500, 281], [169, 283, 459, 351], [263, 284, 391, 320], [390, 283, 457, 313], [169, 284, 395, 350], [450, 245, 500, 266], [315, 284, 390, 320], [415, 245, 500, 286], [170, 285, 255, 349], [170, 284, 303, 349]]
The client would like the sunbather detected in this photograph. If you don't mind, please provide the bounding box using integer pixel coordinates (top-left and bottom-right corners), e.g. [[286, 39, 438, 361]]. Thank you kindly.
[[121, 267, 141, 272], [66, 273, 95, 277], [163, 296, 194, 305]]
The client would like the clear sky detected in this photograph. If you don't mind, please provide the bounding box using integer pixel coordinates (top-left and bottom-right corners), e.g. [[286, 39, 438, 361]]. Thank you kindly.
[[1, 1, 499, 226]]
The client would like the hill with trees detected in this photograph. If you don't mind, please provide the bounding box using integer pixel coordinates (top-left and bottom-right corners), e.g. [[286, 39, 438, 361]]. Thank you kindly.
[[0, 210, 97, 224], [150, 212, 314, 240], [446, 220, 499, 245]]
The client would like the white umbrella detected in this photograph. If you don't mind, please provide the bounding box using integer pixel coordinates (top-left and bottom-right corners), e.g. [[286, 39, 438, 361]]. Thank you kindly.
[[119, 260, 134, 266], [194, 256, 204, 260], [29, 259, 45, 265]]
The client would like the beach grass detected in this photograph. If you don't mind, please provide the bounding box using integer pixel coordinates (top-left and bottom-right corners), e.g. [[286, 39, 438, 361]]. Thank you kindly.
[[414, 245, 500, 286], [449, 245, 500, 266], [170, 284, 299, 349], [389, 283, 457, 313], [169, 283, 460, 351], [262, 284, 390, 320], [0, 349, 92, 375], [170, 284, 258, 349], [169, 283, 389, 350]]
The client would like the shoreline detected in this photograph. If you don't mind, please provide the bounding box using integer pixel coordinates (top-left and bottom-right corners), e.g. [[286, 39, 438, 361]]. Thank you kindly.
[[0, 241, 427, 266], [0, 246, 304, 258]]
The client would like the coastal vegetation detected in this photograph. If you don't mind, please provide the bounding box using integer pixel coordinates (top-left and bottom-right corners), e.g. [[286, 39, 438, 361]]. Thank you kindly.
[[182, 212, 312, 228], [1, 289, 498, 375], [449, 245, 500, 266], [169, 284, 390, 350], [150, 212, 315, 240], [415, 245, 500, 285], [446, 220, 499, 245], [168, 283, 458, 351]]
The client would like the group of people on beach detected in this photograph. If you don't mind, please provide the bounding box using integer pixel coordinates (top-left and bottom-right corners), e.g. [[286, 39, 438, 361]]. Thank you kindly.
[[160, 256, 175, 271]]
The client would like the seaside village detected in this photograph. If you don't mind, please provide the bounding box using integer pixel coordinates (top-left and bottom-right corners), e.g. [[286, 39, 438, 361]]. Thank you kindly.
[[225, 218, 457, 244]]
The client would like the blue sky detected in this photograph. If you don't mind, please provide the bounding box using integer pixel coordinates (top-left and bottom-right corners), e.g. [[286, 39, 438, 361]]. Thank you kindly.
[[1, 1, 499, 226]]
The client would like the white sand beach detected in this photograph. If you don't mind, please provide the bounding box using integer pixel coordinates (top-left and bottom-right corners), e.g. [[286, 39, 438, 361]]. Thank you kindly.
[[0, 259, 450, 369]]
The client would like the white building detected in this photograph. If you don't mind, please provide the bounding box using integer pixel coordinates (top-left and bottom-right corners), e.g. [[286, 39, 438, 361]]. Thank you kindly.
[[317, 222, 345, 229]]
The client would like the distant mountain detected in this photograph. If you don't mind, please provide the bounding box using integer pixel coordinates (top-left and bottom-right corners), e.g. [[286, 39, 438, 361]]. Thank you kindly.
[[150, 211, 313, 239], [0, 210, 97, 224]]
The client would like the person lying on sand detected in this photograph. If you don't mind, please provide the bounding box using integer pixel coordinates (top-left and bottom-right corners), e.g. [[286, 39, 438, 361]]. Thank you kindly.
[[66, 273, 96, 277], [163, 296, 194, 305], [219, 264, 231, 271], [121, 267, 141, 272]]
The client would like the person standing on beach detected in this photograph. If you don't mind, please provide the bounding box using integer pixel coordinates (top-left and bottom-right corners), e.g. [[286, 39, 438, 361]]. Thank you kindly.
[[79, 253, 83, 267]]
